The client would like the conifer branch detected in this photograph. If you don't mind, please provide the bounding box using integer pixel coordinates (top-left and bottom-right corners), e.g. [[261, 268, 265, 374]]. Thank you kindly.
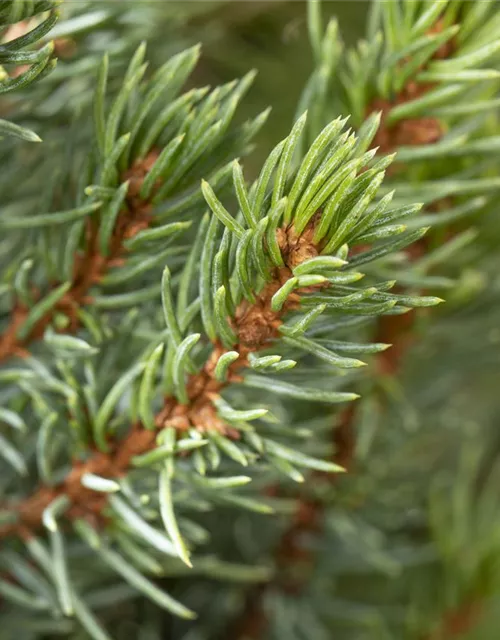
[[224, 2, 500, 638], [1, 106, 436, 630], [369, 18, 457, 155], [0, 42, 258, 363], [0, 177, 361, 541], [3, 3, 498, 636], [0, 217, 327, 537], [0, 151, 159, 362]]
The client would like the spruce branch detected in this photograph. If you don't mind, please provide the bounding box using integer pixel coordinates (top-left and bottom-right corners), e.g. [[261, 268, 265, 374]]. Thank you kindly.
[[0, 43, 258, 363], [224, 2, 500, 639], [0, 111, 435, 632], [297, 0, 500, 407], [301, 1, 500, 212], [349, 5, 499, 640], [3, 4, 498, 635], [367, 17, 457, 155], [0, 152, 157, 361]]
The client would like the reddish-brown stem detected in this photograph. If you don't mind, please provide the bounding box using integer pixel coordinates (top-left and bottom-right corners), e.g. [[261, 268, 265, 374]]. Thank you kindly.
[[0, 152, 159, 363], [0, 218, 328, 541], [369, 19, 455, 156]]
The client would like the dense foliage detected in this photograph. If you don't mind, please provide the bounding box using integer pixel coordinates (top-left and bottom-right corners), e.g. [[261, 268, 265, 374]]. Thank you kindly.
[[2, 2, 500, 639]]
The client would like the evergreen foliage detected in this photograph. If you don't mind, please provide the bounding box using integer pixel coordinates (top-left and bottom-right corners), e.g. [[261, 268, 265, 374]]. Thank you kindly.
[[1, 1, 500, 639]]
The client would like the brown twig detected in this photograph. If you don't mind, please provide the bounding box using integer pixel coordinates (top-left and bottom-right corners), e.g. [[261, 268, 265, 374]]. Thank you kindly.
[[0, 151, 159, 363], [369, 19, 455, 156], [0, 216, 330, 542]]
